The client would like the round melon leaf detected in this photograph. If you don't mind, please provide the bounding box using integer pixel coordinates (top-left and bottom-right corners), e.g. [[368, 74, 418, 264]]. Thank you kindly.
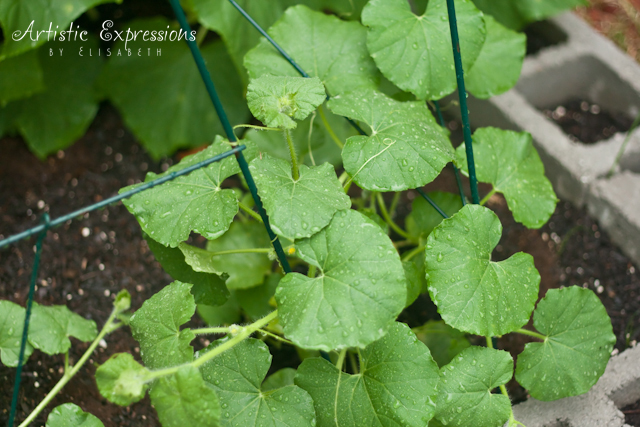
[[46, 403, 104, 427], [0, 300, 34, 367], [28, 304, 97, 356], [95, 353, 150, 407]]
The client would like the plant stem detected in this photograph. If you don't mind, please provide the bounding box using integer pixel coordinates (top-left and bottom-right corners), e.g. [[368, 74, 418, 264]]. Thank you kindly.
[[377, 194, 411, 240], [195, 27, 208, 47], [336, 348, 347, 370], [238, 201, 263, 223], [308, 265, 317, 278], [394, 239, 417, 249], [19, 308, 122, 427], [318, 104, 344, 150], [338, 171, 349, 186], [207, 248, 272, 256], [479, 188, 497, 206], [348, 351, 359, 375], [193, 327, 230, 335], [258, 328, 294, 345], [284, 129, 300, 181], [402, 245, 425, 262], [233, 124, 282, 132], [485, 336, 493, 349], [146, 311, 278, 380], [515, 328, 547, 341], [608, 111, 640, 177], [389, 192, 401, 218]]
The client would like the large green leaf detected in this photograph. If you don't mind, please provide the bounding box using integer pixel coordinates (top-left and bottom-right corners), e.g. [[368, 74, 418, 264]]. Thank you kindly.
[[515, 287, 615, 401], [362, 0, 486, 100], [235, 274, 281, 320], [472, 0, 587, 30], [328, 89, 453, 191], [244, 5, 380, 96], [99, 18, 248, 158], [95, 353, 150, 407], [150, 366, 221, 427], [250, 154, 351, 240], [406, 191, 464, 240], [276, 209, 406, 351], [179, 220, 273, 290], [12, 39, 102, 158], [46, 403, 104, 427], [465, 15, 526, 99], [295, 322, 440, 426], [0, 49, 44, 105], [0, 300, 34, 367], [145, 236, 229, 306], [129, 281, 196, 369], [247, 76, 326, 129], [413, 320, 471, 367], [456, 127, 558, 229], [121, 137, 239, 248], [435, 346, 513, 427], [403, 260, 422, 307], [28, 304, 97, 355], [200, 338, 316, 427], [0, 0, 113, 59], [425, 205, 539, 336]]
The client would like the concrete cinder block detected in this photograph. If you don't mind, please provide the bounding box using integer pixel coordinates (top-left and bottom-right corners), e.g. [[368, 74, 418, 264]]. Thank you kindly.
[[510, 344, 640, 427]]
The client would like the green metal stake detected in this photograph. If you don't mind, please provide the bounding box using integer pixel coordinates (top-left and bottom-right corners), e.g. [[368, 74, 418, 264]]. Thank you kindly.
[[434, 100, 467, 206], [445, 0, 480, 205], [168, 0, 291, 273], [8, 214, 50, 427]]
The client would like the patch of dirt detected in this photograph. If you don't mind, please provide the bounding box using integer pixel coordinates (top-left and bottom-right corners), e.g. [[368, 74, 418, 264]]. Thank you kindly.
[[623, 398, 640, 426]]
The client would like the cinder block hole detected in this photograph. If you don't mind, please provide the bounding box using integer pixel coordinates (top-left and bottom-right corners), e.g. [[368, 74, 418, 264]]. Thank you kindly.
[[618, 151, 640, 174], [516, 55, 640, 144], [525, 20, 568, 56], [543, 421, 572, 427], [623, 398, 640, 426]]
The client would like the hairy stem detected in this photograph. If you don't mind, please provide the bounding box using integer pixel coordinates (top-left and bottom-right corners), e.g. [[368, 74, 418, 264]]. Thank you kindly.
[[515, 328, 547, 341], [258, 328, 294, 346], [193, 327, 231, 335], [284, 129, 300, 181], [318, 104, 344, 150], [479, 188, 497, 206], [377, 194, 411, 240]]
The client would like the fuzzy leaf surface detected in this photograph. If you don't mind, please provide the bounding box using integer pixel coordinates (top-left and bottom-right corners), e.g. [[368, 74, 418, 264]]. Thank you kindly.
[[516, 286, 615, 401], [46, 403, 104, 427], [201, 338, 316, 427], [129, 281, 196, 369], [425, 205, 539, 336], [250, 154, 351, 240], [435, 346, 513, 427], [244, 5, 379, 96], [95, 353, 149, 406], [150, 365, 220, 427], [276, 209, 406, 351], [328, 89, 453, 191], [406, 191, 463, 240], [362, 0, 485, 100], [28, 304, 97, 355], [0, 301, 33, 367], [121, 137, 239, 247], [295, 322, 440, 426]]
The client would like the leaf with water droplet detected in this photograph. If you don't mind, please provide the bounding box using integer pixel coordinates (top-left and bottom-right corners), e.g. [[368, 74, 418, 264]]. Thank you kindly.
[[28, 303, 97, 356], [516, 286, 615, 401], [45, 403, 104, 427], [328, 89, 453, 191], [250, 154, 351, 240], [295, 322, 440, 426], [121, 136, 239, 247], [362, 0, 486, 100], [456, 127, 557, 229], [277, 209, 406, 350], [200, 338, 315, 427], [95, 353, 149, 407], [425, 205, 539, 336], [150, 365, 221, 427], [413, 320, 471, 367], [129, 281, 196, 369], [435, 346, 513, 427], [0, 300, 34, 367], [406, 191, 463, 240]]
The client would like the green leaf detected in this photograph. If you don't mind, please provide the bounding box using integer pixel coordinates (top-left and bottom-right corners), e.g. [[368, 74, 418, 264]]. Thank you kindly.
[[262, 367, 297, 392], [328, 89, 453, 191], [28, 304, 97, 355], [99, 18, 248, 158], [12, 39, 102, 158], [0, 49, 44, 105], [0, 300, 34, 367], [200, 338, 316, 427], [406, 192, 463, 239], [516, 0, 587, 22], [295, 322, 440, 426], [403, 261, 422, 307], [250, 154, 351, 240], [129, 281, 196, 369], [145, 236, 229, 306], [435, 346, 513, 427], [247, 76, 326, 130], [456, 127, 558, 229], [465, 15, 526, 99], [235, 273, 281, 320], [180, 221, 272, 290], [362, 0, 486, 100], [425, 205, 540, 336], [0, 0, 114, 59], [276, 209, 406, 350], [46, 403, 104, 427], [413, 320, 471, 367], [244, 5, 380, 96], [197, 295, 242, 327], [150, 365, 221, 427], [121, 137, 239, 248], [515, 286, 615, 401], [471, 0, 526, 30], [95, 353, 149, 406]]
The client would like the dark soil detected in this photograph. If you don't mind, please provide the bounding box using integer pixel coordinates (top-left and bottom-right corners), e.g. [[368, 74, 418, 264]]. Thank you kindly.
[[1, 106, 639, 425], [525, 20, 569, 56], [624, 399, 640, 426], [542, 99, 634, 144]]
